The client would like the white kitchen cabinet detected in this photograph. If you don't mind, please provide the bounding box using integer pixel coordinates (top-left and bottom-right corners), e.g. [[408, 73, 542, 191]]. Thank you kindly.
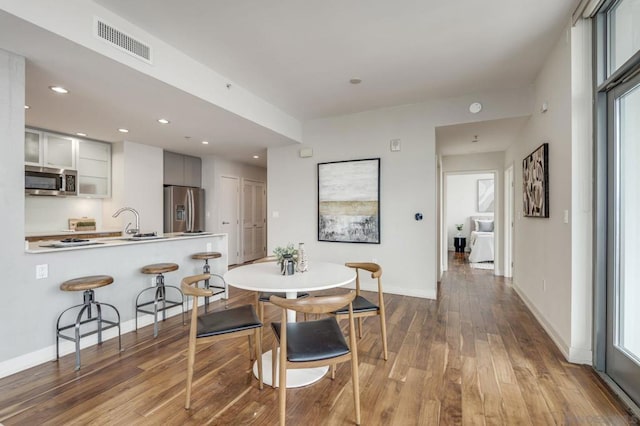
[[77, 139, 111, 198], [24, 129, 77, 169], [45, 133, 76, 169], [163, 151, 202, 187], [24, 129, 43, 165]]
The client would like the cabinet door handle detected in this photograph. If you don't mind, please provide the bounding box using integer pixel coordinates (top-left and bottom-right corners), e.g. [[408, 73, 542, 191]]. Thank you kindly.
[[222, 221, 230, 225]]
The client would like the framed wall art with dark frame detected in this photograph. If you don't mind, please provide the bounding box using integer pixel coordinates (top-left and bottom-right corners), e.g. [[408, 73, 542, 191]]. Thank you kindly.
[[522, 142, 549, 218], [317, 158, 380, 243]]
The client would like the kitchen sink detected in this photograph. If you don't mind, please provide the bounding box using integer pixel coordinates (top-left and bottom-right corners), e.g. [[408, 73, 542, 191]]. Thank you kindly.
[[120, 232, 167, 241]]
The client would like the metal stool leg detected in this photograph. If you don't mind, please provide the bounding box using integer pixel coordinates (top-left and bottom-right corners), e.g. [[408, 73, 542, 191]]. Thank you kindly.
[[73, 304, 90, 371], [203, 259, 210, 312]]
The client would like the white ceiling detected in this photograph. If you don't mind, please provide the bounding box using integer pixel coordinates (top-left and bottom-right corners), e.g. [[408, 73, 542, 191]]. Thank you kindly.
[[1, 1, 577, 164]]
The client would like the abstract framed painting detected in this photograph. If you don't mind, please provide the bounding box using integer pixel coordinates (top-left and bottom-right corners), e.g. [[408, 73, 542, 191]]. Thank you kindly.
[[522, 143, 549, 218], [317, 158, 380, 243]]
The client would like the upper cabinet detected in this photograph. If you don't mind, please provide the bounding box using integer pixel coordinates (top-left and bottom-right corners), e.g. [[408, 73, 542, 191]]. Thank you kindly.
[[24, 129, 43, 165], [25, 129, 76, 169], [163, 151, 202, 187], [24, 128, 112, 198], [77, 140, 111, 198]]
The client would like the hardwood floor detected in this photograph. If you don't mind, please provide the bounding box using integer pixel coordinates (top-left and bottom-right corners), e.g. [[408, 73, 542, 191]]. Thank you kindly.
[[1, 255, 637, 425]]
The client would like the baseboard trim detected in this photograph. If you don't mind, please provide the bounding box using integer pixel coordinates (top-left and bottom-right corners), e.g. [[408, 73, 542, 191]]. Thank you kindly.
[[512, 284, 572, 362], [0, 296, 219, 379], [355, 283, 437, 300]]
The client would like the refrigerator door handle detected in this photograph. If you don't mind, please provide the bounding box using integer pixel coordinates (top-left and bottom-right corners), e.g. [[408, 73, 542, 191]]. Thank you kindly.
[[186, 188, 192, 232], [189, 188, 194, 232]]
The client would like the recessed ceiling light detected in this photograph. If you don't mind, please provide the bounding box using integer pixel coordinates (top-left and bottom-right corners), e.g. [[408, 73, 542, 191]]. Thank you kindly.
[[24, 105, 30, 109], [76, 132, 87, 137], [201, 141, 209, 145], [157, 118, 170, 124], [469, 102, 482, 114], [349, 78, 362, 85], [49, 86, 69, 94], [118, 128, 129, 133], [253, 155, 260, 159]]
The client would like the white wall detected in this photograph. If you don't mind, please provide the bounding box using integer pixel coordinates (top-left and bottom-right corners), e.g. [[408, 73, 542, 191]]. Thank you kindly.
[[0, 48, 32, 362], [268, 87, 533, 300], [505, 26, 577, 361], [444, 172, 494, 249], [25, 197, 104, 232], [570, 19, 593, 363], [102, 141, 163, 234]]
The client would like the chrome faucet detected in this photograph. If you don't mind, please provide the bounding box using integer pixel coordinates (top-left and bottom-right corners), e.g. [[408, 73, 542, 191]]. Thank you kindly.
[[112, 207, 140, 235]]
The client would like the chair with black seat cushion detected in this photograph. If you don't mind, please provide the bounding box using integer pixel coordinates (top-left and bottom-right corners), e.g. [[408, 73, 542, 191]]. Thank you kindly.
[[331, 262, 388, 361], [270, 292, 360, 426], [252, 256, 309, 323], [181, 273, 263, 410]]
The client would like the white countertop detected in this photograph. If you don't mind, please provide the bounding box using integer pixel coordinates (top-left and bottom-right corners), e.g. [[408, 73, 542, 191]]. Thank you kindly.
[[25, 232, 226, 253], [25, 229, 123, 238]]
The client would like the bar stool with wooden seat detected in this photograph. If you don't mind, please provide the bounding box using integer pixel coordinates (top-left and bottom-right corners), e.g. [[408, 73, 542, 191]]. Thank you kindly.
[[137, 262, 184, 338], [191, 252, 227, 312], [56, 275, 122, 370]]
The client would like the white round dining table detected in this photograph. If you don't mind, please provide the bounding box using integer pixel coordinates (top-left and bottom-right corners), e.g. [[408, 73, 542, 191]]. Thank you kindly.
[[223, 261, 356, 388]]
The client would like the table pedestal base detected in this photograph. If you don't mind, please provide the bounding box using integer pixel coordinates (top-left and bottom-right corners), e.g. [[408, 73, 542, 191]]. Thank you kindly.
[[252, 349, 329, 388]]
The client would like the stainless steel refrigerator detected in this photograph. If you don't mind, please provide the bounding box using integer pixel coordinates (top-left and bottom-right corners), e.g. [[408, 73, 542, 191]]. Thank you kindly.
[[163, 186, 205, 233]]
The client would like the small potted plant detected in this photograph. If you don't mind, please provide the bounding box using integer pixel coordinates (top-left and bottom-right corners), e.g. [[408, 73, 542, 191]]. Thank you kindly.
[[273, 243, 298, 275], [455, 223, 463, 236]]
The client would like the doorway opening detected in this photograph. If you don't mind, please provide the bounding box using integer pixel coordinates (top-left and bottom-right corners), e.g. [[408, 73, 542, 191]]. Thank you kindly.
[[443, 171, 496, 273]]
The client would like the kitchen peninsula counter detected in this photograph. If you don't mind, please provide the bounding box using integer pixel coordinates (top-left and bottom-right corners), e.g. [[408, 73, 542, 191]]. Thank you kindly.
[[25, 232, 226, 253], [17, 232, 229, 373], [25, 229, 123, 242]]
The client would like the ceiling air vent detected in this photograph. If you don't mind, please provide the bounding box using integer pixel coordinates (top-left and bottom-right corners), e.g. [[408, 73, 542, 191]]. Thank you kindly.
[[95, 18, 152, 64]]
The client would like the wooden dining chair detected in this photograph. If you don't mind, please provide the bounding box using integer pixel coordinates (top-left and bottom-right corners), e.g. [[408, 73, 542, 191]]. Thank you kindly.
[[252, 256, 308, 323], [330, 262, 388, 360], [181, 273, 263, 410], [269, 292, 360, 426]]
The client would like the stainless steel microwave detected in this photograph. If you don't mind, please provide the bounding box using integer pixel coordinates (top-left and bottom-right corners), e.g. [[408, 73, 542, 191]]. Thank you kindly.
[[25, 165, 77, 196]]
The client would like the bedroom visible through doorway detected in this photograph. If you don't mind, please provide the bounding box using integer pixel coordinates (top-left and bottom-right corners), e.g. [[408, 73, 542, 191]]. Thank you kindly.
[[444, 172, 496, 272]]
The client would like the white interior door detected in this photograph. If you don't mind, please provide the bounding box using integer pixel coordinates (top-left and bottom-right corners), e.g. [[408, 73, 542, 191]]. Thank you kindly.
[[242, 179, 267, 262], [220, 176, 240, 266]]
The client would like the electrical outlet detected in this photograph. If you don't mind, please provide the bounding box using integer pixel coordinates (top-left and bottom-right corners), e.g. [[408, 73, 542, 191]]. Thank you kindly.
[[206, 243, 212, 252], [36, 264, 48, 279]]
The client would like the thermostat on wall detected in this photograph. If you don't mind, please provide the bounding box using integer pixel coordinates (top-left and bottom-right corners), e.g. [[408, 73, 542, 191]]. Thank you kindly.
[[390, 139, 401, 152], [299, 148, 313, 158]]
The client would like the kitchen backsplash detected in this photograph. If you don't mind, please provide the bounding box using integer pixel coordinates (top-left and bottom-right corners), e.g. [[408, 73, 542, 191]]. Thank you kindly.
[[25, 196, 103, 233]]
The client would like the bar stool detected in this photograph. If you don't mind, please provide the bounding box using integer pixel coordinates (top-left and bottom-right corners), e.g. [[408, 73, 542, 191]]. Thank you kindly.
[[56, 275, 121, 370], [191, 252, 227, 312], [137, 263, 185, 338]]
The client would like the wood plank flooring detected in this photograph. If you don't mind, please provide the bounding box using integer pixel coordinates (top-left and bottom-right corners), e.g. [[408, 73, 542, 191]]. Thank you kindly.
[[1, 255, 637, 425]]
